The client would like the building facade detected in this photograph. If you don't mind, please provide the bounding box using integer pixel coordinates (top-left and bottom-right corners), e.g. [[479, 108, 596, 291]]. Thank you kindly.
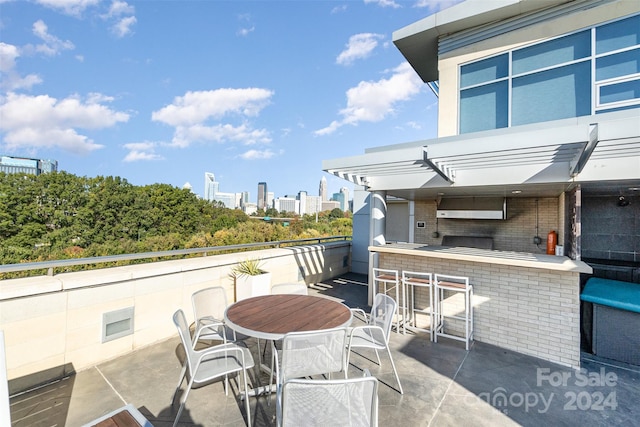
[[323, 0, 640, 368], [319, 176, 328, 201], [257, 182, 267, 210], [0, 156, 58, 175]]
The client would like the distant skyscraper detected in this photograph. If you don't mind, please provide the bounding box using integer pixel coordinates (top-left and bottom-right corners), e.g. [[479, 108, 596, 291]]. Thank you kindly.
[[0, 155, 57, 175], [305, 195, 322, 215], [340, 187, 350, 211], [257, 182, 267, 210], [204, 172, 237, 208], [274, 196, 298, 214], [332, 192, 346, 211], [319, 176, 328, 201], [204, 172, 217, 201], [241, 191, 250, 207], [298, 191, 307, 215]]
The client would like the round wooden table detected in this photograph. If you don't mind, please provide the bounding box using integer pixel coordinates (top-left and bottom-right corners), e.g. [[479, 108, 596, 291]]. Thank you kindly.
[[224, 294, 353, 341]]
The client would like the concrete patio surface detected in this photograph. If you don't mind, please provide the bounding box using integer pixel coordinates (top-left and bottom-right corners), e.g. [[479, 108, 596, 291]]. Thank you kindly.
[[9, 273, 640, 426]]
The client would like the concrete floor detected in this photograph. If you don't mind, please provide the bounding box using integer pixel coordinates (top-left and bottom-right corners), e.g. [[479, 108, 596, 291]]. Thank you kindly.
[[9, 273, 640, 426]]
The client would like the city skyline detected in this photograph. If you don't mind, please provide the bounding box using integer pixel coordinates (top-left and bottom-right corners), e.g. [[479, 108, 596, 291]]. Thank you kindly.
[[203, 171, 347, 214], [0, 1, 451, 200]]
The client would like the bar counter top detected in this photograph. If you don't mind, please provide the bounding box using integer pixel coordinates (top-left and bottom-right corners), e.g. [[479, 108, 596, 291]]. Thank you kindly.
[[369, 243, 592, 274]]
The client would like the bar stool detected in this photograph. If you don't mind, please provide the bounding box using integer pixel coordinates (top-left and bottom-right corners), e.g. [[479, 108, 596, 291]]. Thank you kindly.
[[372, 267, 403, 333], [434, 274, 473, 350], [401, 271, 433, 338]]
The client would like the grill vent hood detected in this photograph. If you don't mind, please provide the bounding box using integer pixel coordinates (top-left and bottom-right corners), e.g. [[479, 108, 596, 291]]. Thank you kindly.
[[436, 197, 506, 220]]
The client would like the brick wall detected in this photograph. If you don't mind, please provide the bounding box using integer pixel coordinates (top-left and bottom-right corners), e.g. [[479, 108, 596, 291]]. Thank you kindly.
[[413, 197, 560, 253], [379, 252, 581, 368]]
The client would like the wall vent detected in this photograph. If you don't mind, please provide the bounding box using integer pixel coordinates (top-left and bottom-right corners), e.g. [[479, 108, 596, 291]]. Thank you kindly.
[[102, 307, 134, 343]]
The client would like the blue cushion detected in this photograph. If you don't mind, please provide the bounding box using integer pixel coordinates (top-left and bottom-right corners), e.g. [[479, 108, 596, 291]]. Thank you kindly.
[[581, 278, 640, 314]]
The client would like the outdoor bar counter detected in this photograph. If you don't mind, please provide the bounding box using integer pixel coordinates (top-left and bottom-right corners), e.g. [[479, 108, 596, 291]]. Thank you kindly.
[[371, 243, 592, 368]]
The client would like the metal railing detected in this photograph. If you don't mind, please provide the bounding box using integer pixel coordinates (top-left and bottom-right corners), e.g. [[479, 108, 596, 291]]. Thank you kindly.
[[0, 235, 351, 276]]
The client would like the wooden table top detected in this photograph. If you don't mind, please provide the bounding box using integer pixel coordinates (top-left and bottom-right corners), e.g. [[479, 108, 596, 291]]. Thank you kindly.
[[224, 294, 353, 340]]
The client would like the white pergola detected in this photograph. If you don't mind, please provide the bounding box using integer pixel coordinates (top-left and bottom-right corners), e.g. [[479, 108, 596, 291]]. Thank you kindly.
[[323, 110, 640, 200]]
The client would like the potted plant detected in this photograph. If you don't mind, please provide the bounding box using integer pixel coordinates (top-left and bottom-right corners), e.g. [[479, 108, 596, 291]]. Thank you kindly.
[[230, 258, 272, 301]]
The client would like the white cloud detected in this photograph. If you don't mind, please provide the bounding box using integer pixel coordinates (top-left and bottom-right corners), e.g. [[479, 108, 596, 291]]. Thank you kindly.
[[314, 62, 423, 135], [336, 33, 384, 66], [0, 42, 43, 91], [236, 13, 255, 37], [35, 0, 100, 17], [364, 0, 401, 9], [104, 0, 135, 17], [170, 123, 271, 148], [97, 1, 137, 38], [112, 15, 137, 37], [31, 20, 75, 56], [237, 26, 255, 37], [152, 88, 273, 127], [240, 149, 276, 160], [413, 0, 463, 11], [0, 92, 129, 154], [152, 88, 274, 148], [123, 141, 163, 162], [0, 43, 19, 73], [331, 5, 348, 14]]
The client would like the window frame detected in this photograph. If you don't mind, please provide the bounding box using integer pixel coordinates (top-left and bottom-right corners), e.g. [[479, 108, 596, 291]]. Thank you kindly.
[[458, 13, 640, 133]]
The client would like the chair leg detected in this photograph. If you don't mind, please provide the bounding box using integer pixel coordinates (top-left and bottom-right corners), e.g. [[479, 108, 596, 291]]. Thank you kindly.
[[242, 367, 251, 427], [385, 344, 404, 394], [171, 364, 187, 405], [173, 378, 195, 427]]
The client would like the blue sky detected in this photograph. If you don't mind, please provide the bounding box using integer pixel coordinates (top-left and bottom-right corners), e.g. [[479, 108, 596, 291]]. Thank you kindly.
[[0, 0, 458, 202]]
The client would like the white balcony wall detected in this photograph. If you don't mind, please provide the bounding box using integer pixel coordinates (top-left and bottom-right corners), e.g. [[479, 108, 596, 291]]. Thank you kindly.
[[0, 242, 350, 394]]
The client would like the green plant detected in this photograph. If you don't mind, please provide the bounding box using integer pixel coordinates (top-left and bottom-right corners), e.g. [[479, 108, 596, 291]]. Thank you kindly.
[[229, 258, 266, 278]]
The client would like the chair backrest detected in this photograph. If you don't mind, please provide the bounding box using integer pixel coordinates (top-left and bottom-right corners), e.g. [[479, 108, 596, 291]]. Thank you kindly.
[[369, 293, 397, 342], [173, 309, 196, 373], [271, 283, 308, 295], [191, 286, 228, 325], [281, 327, 347, 383], [282, 375, 378, 427]]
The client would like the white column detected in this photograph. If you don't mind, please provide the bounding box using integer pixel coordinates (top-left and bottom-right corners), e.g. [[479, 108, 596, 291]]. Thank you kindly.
[[408, 200, 415, 243], [368, 191, 387, 305]]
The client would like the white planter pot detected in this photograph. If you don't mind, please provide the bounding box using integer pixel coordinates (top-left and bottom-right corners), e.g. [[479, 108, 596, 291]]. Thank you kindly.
[[235, 272, 272, 301]]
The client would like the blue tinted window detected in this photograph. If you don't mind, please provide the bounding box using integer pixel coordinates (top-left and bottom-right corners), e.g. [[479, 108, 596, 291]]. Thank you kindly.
[[460, 81, 508, 133], [596, 48, 640, 81], [512, 62, 591, 125], [596, 104, 639, 114], [513, 31, 590, 75], [460, 54, 508, 88], [600, 79, 640, 104], [596, 15, 640, 54]]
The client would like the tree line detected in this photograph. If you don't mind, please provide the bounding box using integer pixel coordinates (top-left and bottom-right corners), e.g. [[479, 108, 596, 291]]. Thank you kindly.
[[0, 171, 352, 278]]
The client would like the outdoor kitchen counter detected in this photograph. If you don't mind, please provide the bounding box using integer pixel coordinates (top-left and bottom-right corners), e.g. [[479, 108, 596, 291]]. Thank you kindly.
[[369, 243, 592, 273], [370, 243, 592, 369]]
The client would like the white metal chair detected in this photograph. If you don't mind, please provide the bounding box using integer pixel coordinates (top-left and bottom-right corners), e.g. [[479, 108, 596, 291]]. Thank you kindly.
[[271, 282, 309, 295], [346, 293, 403, 394], [171, 309, 255, 427], [274, 327, 349, 426], [434, 273, 474, 350], [401, 271, 434, 339], [372, 268, 403, 333], [266, 282, 309, 379], [191, 286, 235, 344], [281, 372, 378, 427]]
